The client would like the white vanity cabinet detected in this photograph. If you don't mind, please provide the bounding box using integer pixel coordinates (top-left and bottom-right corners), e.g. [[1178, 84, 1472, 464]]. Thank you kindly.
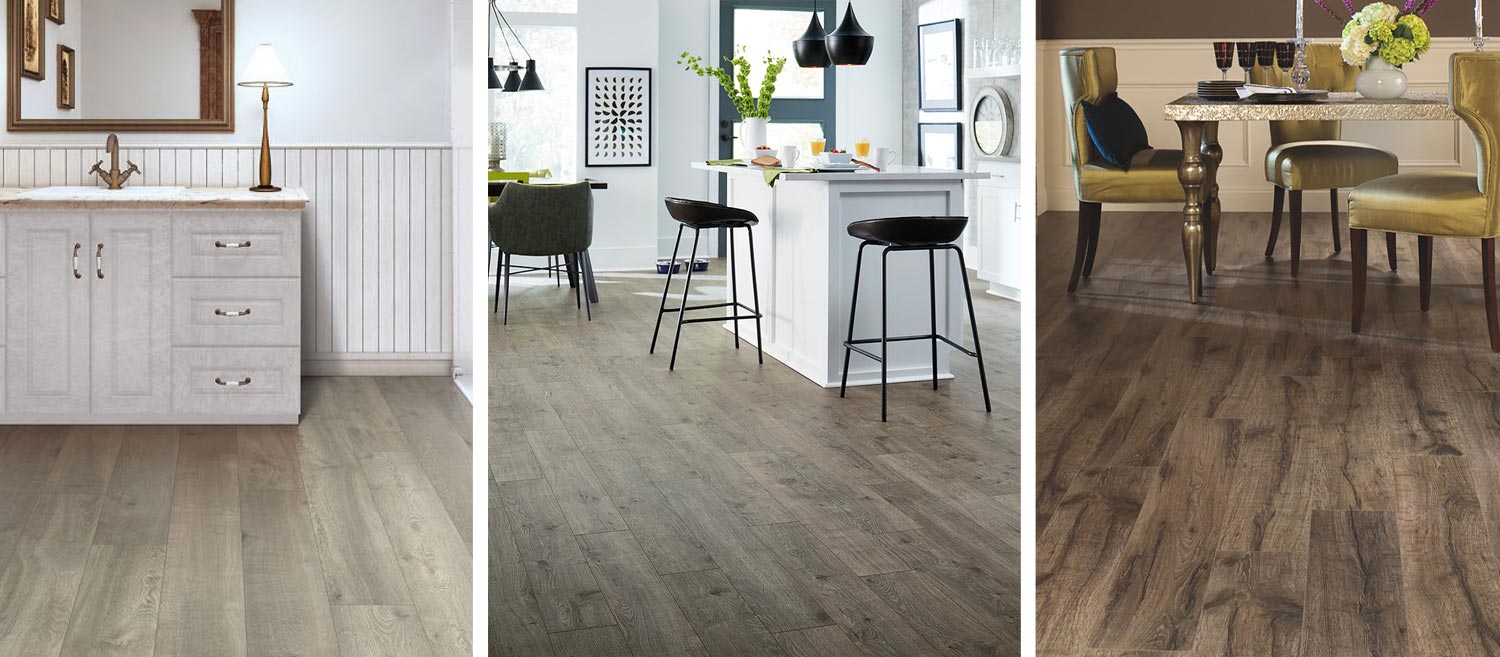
[[0, 188, 307, 424]]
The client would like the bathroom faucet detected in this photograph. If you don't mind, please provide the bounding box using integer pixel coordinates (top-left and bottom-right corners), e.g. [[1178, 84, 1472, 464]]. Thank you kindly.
[[90, 134, 140, 190]]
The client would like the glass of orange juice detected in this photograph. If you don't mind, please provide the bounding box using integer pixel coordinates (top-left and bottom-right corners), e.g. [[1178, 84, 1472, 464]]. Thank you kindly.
[[811, 138, 826, 156], [855, 139, 872, 158]]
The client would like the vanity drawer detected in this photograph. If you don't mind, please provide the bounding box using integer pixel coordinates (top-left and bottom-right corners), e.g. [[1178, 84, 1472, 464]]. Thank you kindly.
[[172, 279, 299, 346], [172, 347, 300, 417], [172, 214, 300, 277]]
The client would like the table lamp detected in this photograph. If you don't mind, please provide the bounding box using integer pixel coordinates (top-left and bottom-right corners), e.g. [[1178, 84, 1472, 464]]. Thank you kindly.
[[239, 44, 293, 192]]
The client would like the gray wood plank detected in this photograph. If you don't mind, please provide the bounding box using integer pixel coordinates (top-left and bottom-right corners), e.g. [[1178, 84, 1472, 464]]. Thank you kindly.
[[45, 426, 124, 493], [375, 377, 473, 544], [94, 428, 180, 546], [299, 440, 411, 605], [155, 429, 247, 657], [524, 430, 629, 535], [238, 426, 302, 491], [489, 478, 558, 657], [0, 428, 65, 571], [57, 544, 166, 657], [860, 568, 1011, 657], [0, 492, 103, 657], [494, 477, 615, 633], [657, 425, 795, 526], [549, 626, 636, 657], [775, 625, 868, 657], [332, 605, 436, 657], [576, 530, 708, 657], [585, 449, 716, 575], [659, 567, 785, 657], [241, 489, 341, 657]]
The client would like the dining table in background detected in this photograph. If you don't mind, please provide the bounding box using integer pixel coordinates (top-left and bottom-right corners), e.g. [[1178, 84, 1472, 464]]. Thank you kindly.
[[1164, 91, 1456, 303]]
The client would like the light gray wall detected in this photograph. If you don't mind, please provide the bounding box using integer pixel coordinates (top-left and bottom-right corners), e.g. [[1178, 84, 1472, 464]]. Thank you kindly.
[[901, 0, 1019, 166]]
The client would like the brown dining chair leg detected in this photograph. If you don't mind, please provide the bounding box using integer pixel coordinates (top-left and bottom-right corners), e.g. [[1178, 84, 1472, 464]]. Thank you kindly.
[[1290, 190, 1303, 277], [1485, 238, 1499, 352], [1266, 186, 1284, 259], [1329, 189, 1342, 255], [1204, 193, 1219, 274], [1352, 228, 1367, 333], [1082, 207, 1101, 277], [1387, 232, 1399, 271], [1068, 202, 1099, 293], [1418, 235, 1433, 311]]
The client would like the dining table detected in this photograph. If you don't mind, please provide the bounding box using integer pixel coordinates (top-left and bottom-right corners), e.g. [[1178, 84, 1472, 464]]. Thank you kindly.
[[1164, 91, 1457, 303]]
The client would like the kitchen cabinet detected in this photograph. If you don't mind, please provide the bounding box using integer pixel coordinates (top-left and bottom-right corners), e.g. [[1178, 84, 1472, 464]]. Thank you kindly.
[[969, 161, 1024, 300], [0, 188, 307, 424]]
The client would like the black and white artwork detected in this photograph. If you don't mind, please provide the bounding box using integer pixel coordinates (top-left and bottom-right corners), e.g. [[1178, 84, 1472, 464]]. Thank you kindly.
[[586, 67, 653, 167], [919, 122, 964, 170], [918, 19, 962, 112]]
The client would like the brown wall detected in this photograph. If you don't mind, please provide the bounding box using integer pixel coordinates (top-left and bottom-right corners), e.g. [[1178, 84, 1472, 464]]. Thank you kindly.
[[1040, 0, 1492, 39]]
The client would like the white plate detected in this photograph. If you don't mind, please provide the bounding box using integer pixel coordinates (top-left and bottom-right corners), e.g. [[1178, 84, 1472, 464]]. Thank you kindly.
[[815, 162, 860, 170]]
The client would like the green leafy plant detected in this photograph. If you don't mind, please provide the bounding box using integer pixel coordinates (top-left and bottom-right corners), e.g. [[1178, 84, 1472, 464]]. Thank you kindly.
[[678, 47, 786, 120]]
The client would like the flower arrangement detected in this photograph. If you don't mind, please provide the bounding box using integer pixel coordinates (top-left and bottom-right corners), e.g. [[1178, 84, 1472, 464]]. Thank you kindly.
[[678, 47, 787, 120], [1314, 1, 1434, 66]]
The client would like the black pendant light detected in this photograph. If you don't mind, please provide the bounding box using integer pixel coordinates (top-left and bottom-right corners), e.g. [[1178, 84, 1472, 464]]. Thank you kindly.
[[490, 1, 543, 92], [826, 3, 874, 66], [794, 0, 831, 68], [519, 59, 545, 91], [488, 57, 504, 90], [503, 62, 523, 92]]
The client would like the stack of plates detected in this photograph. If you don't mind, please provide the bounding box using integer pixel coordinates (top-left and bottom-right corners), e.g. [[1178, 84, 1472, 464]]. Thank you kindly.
[[1197, 80, 1243, 101], [1248, 90, 1329, 104]]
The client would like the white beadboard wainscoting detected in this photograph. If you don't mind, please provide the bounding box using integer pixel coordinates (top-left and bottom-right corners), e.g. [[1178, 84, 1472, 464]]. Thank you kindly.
[[1038, 37, 1478, 214], [0, 144, 455, 375]]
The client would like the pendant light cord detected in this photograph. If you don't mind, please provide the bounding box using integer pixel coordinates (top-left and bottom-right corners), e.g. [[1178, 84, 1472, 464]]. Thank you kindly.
[[488, 0, 525, 63]]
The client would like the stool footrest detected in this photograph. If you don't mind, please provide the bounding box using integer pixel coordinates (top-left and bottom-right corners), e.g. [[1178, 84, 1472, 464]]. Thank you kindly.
[[844, 334, 980, 359], [660, 302, 760, 315], [680, 314, 763, 325]]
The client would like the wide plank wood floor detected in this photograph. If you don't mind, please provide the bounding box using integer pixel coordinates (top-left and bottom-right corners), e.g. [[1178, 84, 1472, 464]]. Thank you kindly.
[[0, 377, 472, 657], [1036, 208, 1500, 657], [491, 259, 1019, 657]]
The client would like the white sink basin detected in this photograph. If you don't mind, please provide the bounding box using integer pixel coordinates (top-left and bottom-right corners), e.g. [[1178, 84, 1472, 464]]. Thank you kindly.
[[20, 186, 187, 198]]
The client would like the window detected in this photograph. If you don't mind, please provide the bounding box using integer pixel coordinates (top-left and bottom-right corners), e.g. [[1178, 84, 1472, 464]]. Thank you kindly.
[[498, 0, 576, 12], [493, 23, 578, 181], [733, 8, 824, 100]]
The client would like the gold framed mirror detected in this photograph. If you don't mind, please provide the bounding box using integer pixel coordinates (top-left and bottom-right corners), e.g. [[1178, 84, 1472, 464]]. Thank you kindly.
[[7, 0, 234, 132]]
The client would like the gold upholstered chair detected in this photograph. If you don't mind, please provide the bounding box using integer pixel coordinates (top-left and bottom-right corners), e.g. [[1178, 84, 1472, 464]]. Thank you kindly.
[[1059, 47, 1187, 293], [1251, 43, 1400, 276], [1350, 52, 1500, 351]]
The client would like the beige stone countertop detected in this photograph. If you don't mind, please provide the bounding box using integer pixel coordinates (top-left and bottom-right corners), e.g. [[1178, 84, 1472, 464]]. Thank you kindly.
[[0, 186, 309, 210], [1164, 91, 1455, 122]]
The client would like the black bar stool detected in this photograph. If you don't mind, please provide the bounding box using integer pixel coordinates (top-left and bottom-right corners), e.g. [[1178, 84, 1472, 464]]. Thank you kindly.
[[651, 198, 765, 370], [839, 216, 992, 422]]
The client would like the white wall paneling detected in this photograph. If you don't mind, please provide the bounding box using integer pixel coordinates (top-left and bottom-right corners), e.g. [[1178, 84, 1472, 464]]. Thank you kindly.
[[1037, 37, 1477, 214], [0, 145, 455, 375]]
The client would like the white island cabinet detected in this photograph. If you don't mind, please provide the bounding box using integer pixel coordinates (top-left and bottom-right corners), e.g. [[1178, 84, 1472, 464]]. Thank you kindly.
[[694, 164, 990, 388], [0, 187, 307, 424]]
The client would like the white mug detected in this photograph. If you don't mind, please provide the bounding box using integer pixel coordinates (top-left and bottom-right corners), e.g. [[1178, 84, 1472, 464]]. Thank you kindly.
[[778, 145, 802, 167], [873, 147, 899, 169]]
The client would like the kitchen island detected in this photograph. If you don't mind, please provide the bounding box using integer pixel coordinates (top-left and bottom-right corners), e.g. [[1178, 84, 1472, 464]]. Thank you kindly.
[[693, 163, 990, 388]]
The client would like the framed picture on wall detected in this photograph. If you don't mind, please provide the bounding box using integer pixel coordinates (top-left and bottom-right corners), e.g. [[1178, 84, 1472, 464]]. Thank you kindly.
[[918, 122, 964, 170], [56, 45, 72, 109], [585, 67, 654, 167], [918, 19, 962, 111], [20, 0, 44, 80], [46, 0, 62, 24]]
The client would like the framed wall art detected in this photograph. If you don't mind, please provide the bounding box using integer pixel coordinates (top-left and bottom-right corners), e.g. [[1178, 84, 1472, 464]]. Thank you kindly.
[[918, 122, 964, 170], [19, 0, 43, 80], [45, 0, 60, 24], [918, 19, 962, 112], [56, 44, 71, 109], [585, 67, 653, 167]]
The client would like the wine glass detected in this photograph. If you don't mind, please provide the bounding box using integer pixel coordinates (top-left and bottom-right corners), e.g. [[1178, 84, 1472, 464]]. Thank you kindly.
[[1212, 42, 1235, 80], [1275, 41, 1295, 84], [1256, 41, 1275, 72], [1237, 42, 1256, 82]]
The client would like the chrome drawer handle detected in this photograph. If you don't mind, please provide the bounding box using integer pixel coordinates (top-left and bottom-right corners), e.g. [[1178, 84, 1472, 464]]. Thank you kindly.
[[72, 243, 81, 279], [215, 377, 252, 387], [214, 308, 252, 317], [214, 240, 252, 249], [96, 243, 104, 279]]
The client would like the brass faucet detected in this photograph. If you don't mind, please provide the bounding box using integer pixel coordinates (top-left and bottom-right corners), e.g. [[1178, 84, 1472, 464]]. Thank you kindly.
[[89, 134, 140, 190]]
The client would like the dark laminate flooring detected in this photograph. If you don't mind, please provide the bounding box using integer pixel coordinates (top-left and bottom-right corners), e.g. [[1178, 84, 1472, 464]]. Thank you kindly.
[[1036, 208, 1500, 657], [490, 259, 1019, 657]]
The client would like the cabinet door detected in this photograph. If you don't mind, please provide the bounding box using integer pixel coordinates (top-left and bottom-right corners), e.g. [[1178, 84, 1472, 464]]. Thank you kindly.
[[91, 215, 173, 415], [7, 215, 91, 414]]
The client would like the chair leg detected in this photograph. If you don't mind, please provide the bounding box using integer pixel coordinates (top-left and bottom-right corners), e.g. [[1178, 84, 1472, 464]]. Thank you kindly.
[[580, 252, 592, 321], [955, 248, 992, 413], [1290, 190, 1303, 278], [1069, 202, 1099, 293], [493, 250, 502, 315], [575, 257, 583, 310], [1485, 238, 1499, 352], [1266, 187, 1284, 259], [1205, 192, 1220, 275], [1352, 229, 1367, 333], [1387, 232, 1399, 271], [502, 253, 513, 326], [649, 225, 684, 354], [746, 225, 764, 365], [1330, 188, 1342, 254], [929, 249, 939, 391], [881, 248, 890, 423], [669, 229, 702, 371], [1418, 236, 1433, 312], [840, 243, 869, 398], [730, 227, 741, 349], [1082, 208, 1101, 277]]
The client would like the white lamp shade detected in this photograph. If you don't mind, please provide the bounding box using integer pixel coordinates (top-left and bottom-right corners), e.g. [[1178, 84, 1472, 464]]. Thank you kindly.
[[239, 44, 292, 87]]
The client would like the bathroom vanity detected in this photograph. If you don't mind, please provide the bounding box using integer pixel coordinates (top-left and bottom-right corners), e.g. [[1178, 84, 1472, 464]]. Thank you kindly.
[[0, 186, 307, 424]]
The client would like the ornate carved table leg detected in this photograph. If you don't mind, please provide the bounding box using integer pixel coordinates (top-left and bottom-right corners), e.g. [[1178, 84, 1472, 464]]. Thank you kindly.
[[1203, 123, 1224, 275], [1176, 120, 1208, 302]]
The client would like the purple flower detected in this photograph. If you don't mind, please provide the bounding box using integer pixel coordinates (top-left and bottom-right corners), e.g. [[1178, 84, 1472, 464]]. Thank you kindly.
[[1313, 0, 1349, 22]]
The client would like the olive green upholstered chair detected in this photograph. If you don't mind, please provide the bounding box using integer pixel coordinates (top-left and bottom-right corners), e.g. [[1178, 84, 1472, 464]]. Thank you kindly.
[[1059, 47, 1188, 293], [1350, 52, 1500, 351], [1251, 43, 1400, 276], [492, 182, 595, 325]]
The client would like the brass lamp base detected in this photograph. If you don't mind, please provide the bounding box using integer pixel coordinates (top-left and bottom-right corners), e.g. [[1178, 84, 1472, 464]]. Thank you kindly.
[[250, 185, 282, 193]]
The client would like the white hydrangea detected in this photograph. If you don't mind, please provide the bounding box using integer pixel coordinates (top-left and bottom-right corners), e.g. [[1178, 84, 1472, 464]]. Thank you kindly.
[[1342, 23, 1376, 64], [1356, 2, 1400, 25]]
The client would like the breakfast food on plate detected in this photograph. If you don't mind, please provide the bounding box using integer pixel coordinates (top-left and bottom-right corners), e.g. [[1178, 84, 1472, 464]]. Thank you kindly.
[[752, 155, 781, 167]]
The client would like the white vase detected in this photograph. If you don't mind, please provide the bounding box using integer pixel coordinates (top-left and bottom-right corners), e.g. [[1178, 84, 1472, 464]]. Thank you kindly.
[[1357, 54, 1408, 99], [740, 117, 768, 160]]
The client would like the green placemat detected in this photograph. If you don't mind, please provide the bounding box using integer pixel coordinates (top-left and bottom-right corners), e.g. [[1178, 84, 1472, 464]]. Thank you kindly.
[[706, 159, 744, 167], [704, 160, 814, 186]]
